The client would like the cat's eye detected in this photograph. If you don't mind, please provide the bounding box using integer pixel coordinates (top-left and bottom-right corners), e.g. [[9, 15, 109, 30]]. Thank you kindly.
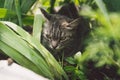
[[46, 34, 51, 38], [44, 34, 51, 40], [60, 37, 67, 41]]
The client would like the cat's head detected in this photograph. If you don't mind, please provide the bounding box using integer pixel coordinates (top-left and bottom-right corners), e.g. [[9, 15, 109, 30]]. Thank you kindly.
[[40, 8, 81, 51]]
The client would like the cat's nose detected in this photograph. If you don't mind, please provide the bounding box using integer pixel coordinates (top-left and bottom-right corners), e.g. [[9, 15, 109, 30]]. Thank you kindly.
[[51, 40, 58, 49]]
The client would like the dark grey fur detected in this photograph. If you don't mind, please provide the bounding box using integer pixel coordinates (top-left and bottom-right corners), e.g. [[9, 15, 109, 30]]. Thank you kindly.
[[40, 8, 89, 57]]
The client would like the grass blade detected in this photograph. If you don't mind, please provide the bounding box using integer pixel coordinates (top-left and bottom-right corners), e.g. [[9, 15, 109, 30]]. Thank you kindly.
[[21, 0, 37, 13], [14, 0, 22, 27], [0, 0, 5, 7], [4, 0, 14, 10], [33, 14, 43, 41]]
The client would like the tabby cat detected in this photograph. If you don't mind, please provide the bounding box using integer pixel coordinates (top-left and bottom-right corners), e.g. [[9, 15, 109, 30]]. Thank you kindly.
[[40, 8, 89, 57]]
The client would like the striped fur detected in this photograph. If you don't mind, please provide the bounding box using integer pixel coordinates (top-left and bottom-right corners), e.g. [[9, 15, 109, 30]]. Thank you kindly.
[[40, 8, 90, 57]]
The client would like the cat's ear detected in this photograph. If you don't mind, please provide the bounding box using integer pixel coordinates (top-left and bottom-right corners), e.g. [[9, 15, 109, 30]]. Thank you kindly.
[[65, 18, 81, 30], [40, 8, 51, 20]]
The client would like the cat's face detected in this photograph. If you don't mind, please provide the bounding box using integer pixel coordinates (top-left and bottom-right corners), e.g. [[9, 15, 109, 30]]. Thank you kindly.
[[41, 8, 80, 51]]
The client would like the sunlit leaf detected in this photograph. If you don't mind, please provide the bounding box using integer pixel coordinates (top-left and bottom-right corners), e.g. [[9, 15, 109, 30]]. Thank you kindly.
[[33, 14, 43, 41], [95, 0, 111, 24], [0, 8, 16, 18], [0, 21, 68, 80]]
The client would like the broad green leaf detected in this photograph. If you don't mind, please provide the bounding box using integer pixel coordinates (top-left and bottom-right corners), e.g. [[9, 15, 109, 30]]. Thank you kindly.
[[0, 21, 68, 80], [64, 66, 75, 73], [33, 14, 43, 41], [0, 41, 41, 75], [0, 22, 53, 79], [65, 57, 75, 65]]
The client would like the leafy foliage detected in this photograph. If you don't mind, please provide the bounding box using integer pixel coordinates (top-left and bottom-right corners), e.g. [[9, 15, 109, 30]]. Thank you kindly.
[[0, 19, 68, 79], [63, 0, 120, 79], [0, 0, 36, 26]]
